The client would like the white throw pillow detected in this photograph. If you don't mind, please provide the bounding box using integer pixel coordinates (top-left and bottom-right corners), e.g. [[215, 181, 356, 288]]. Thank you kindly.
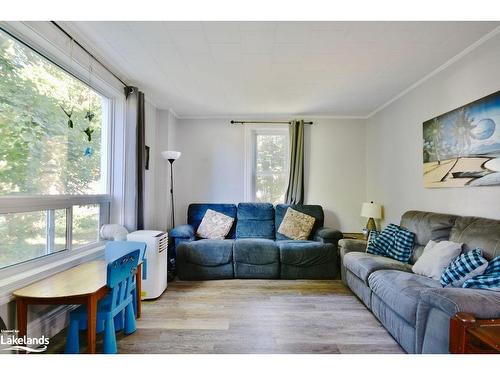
[[196, 209, 235, 239], [412, 240, 463, 280]]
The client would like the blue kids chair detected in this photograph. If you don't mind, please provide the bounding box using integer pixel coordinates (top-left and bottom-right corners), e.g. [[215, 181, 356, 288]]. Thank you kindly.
[[65, 249, 140, 354], [105, 241, 147, 316]]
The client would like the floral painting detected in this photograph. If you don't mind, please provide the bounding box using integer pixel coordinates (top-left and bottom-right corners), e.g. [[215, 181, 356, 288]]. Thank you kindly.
[[423, 90, 500, 188]]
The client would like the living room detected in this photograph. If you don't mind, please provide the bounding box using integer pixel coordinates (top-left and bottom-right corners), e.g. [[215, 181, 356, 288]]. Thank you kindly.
[[2, 0, 500, 372]]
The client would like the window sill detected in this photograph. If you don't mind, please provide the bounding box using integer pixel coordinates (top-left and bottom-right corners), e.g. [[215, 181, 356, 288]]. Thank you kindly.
[[0, 244, 105, 305]]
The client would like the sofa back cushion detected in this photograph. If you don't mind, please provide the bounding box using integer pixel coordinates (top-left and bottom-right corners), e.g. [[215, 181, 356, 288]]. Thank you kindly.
[[400, 211, 458, 264], [236, 203, 275, 239], [275, 204, 324, 240], [449, 216, 500, 260], [187, 204, 237, 239]]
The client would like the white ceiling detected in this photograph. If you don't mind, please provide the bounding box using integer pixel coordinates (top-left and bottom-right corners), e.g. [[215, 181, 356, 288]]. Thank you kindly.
[[67, 21, 499, 118]]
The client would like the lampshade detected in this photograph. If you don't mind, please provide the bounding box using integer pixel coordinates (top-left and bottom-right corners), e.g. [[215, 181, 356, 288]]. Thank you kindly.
[[361, 202, 382, 219], [161, 150, 181, 160]]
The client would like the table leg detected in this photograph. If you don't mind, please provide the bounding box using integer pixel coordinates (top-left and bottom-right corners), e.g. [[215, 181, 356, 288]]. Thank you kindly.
[[136, 264, 142, 318], [16, 298, 28, 350], [86, 294, 98, 354]]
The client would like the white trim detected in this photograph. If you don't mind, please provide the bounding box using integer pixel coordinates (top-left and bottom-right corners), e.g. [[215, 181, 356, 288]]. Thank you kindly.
[[0, 195, 111, 214], [176, 114, 368, 121], [366, 25, 500, 119]]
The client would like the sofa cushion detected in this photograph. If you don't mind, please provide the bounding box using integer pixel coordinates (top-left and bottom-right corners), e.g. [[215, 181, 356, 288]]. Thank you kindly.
[[277, 207, 316, 240], [343, 251, 412, 283], [368, 270, 441, 325], [278, 240, 335, 267], [196, 209, 235, 239], [449, 216, 500, 260], [179, 239, 234, 266], [188, 204, 237, 239], [236, 203, 275, 240], [275, 204, 324, 240], [400, 211, 458, 264], [463, 256, 500, 291], [440, 248, 488, 287], [233, 239, 279, 265]]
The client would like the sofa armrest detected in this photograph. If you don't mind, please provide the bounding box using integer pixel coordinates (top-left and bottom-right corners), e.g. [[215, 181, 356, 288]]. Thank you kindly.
[[313, 227, 343, 244], [170, 224, 195, 240], [338, 238, 367, 259], [420, 288, 500, 320]]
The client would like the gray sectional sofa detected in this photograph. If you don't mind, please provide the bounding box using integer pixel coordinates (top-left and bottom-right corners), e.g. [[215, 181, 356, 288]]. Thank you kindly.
[[340, 210, 500, 354], [171, 203, 343, 280]]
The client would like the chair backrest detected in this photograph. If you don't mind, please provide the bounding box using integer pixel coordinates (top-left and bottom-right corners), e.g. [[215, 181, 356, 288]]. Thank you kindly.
[[187, 203, 238, 239], [105, 241, 147, 263], [107, 250, 140, 311]]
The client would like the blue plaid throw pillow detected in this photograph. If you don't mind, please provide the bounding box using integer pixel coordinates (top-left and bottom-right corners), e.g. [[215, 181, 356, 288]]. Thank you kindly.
[[440, 248, 488, 287], [366, 224, 399, 256], [385, 227, 415, 263], [463, 256, 500, 291]]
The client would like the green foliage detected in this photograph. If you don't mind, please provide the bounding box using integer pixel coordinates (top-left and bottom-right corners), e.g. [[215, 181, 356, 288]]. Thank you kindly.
[[0, 31, 103, 268], [255, 134, 288, 204]]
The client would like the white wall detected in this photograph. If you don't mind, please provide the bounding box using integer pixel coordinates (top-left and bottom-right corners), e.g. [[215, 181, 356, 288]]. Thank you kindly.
[[305, 119, 366, 231], [154, 110, 178, 231], [366, 32, 500, 226], [143, 100, 159, 230], [171, 118, 366, 232]]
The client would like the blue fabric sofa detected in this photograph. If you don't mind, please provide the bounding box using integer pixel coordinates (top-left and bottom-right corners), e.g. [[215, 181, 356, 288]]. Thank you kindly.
[[170, 203, 343, 280], [340, 210, 500, 353]]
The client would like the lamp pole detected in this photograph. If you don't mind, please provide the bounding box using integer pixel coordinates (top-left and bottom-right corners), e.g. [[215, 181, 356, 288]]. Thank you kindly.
[[168, 159, 175, 228]]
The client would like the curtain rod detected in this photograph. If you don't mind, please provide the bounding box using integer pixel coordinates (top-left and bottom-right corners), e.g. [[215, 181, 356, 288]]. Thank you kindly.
[[51, 21, 129, 88], [230, 120, 313, 125]]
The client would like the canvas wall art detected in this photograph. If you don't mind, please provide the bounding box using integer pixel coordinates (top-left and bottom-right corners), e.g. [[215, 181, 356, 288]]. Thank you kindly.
[[423, 90, 500, 188]]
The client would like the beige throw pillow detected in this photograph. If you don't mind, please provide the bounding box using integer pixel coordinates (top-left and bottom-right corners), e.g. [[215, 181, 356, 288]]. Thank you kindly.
[[196, 209, 235, 239], [411, 240, 463, 280], [277, 207, 316, 240]]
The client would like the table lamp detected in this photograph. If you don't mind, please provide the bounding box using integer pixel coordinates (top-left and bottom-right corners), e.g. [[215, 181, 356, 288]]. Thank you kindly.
[[361, 201, 382, 234]]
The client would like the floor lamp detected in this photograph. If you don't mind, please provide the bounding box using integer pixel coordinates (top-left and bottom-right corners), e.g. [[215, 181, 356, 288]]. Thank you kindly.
[[161, 150, 181, 229]]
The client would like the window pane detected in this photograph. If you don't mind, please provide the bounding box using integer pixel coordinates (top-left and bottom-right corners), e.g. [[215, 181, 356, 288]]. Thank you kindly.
[[72, 204, 99, 248], [256, 134, 287, 174], [0, 29, 107, 196], [254, 133, 288, 204], [0, 209, 67, 269], [255, 174, 287, 204]]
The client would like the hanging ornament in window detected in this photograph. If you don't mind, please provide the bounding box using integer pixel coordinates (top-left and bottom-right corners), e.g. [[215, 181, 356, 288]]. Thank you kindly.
[[84, 146, 94, 157], [83, 127, 94, 142], [60, 105, 74, 128]]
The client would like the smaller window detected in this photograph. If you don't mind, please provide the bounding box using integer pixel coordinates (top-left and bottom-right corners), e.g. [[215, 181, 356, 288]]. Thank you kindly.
[[245, 126, 289, 204]]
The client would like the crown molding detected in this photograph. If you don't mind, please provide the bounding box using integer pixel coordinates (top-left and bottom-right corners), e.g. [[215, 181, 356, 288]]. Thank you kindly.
[[174, 114, 368, 121], [365, 25, 500, 119]]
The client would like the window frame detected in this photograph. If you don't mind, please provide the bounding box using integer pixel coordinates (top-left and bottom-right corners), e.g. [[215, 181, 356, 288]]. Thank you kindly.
[[0, 23, 126, 277], [244, 124, 290, 203]]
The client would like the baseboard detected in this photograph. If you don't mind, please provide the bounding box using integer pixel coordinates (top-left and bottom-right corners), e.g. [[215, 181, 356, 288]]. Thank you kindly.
[[28, 304, 76, 341]]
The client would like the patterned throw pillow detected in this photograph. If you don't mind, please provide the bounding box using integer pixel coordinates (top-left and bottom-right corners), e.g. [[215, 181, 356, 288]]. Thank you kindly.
[[277, 207, 316, 240], [440, 248, 489, 287], [196, 209, 235, 239], [366, 224, 399, 257], [463, 256, 500, 291], [385, 227, 415, 263]]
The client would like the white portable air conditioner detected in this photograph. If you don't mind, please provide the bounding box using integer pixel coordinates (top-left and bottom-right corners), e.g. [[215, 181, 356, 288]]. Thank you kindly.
[[127, 230, 168, 300]]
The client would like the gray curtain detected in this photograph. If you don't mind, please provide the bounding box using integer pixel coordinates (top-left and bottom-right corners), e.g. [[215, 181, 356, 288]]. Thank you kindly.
[[284, 119, 305, 204], [136, 91, 145, 230], [124, 86, 145, 231]]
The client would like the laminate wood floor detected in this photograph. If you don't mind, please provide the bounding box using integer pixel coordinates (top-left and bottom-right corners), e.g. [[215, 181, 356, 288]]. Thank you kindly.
[[46, 279, 404, 354]]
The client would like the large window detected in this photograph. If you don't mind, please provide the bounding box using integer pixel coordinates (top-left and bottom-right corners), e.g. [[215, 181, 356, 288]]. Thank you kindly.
[[0, 29, 109, 269], [245, 126, 289, 204]]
